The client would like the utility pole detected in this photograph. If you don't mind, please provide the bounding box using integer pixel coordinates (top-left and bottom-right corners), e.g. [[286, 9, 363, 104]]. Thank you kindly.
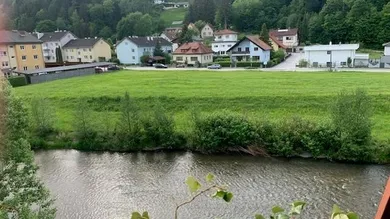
[[327, 50, 332, 71]]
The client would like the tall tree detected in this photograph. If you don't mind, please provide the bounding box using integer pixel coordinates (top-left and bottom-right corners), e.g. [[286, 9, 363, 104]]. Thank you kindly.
[[259, 23, 270, 43], [153, 40, 164, 57]]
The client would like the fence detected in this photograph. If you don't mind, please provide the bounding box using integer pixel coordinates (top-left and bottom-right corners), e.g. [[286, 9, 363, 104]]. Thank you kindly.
[[28, 68, 95, 84]]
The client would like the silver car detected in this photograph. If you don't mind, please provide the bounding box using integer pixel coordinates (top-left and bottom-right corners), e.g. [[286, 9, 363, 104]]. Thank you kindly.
[[207, 64, 222, 69]]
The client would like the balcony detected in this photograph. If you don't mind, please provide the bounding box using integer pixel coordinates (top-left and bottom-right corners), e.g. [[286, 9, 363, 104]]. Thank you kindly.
[[231, 50, 250, 55]]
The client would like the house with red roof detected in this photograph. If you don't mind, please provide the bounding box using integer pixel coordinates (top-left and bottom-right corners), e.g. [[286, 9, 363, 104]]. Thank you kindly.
[[173, 42, 213, 65], [269, 28, 299, 52], [269, 34, 287, 52], [227, 36, 272, 64], [212, 29, 238, 56]]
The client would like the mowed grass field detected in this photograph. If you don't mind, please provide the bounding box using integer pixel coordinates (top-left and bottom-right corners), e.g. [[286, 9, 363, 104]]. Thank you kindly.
[[15, 70, 390, 139], [160, 8, 187, 27]]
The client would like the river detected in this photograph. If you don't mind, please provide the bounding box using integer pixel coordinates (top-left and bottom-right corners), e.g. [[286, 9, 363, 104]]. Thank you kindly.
[[34, 150, 390, 219]]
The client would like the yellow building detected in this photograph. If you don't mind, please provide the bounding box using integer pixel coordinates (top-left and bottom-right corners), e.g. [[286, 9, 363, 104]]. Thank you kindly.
[[0, 30, 44, 74], [63, 38, 111, 63]]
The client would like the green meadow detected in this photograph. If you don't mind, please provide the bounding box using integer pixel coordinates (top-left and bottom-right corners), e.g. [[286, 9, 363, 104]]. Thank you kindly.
[[15, 70, 390, 139]]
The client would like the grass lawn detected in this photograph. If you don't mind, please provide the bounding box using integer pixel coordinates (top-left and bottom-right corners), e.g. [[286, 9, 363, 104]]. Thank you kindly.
[[160, 8, 187, 27], [15, 70, 390, 140], [358, 49, 384, 59]]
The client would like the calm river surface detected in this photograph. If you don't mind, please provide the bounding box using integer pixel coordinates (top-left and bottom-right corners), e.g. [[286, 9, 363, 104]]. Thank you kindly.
[[35, 150, 390, 219]]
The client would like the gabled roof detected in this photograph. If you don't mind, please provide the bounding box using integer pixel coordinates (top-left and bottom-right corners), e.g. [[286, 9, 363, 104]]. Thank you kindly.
[[202, 23, 214, 31], [214, 29, 237, 35], [118, 36, 172, 48], [39, 31, 76, 42], [227, 36, 272, 52], [63, 38, 102, 48], [173, 42, 213, 55], [269, 34, 287, 49], [161, 32, 178, 41], [383, 42, 390, 47], [0, 30, 42, 44], [269, 28, 298, 37], [304, 44, 359, 51]]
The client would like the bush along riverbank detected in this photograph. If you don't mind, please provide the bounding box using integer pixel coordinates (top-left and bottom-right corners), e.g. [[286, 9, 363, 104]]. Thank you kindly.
[[29, 89, 390, 164]]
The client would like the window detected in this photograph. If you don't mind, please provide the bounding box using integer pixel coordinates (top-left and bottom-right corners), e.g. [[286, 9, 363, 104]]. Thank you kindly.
[[221, 51, 225, 55], [89, 48, 91, 52], [78, 51, 81, 55], [132, 56, 135, 60], [32, 45, 37, 50], [218, 36, 222, 39], [35, 65, 39, 69], [286, 37, 292, 40], [222, 45, 225, 47], [190, 57, 198, 61], [51, 50, 54, 53], [2, 61, 8, 67], [22, 55, 27, 60], [84, 55, 88, 59], [90, 55, 92, 59], [132, 49, 135, 52], [214, 45, 218, 48], [227, 45, 231, 47], [253, 56, 260, 61], [11, 56, 15, 59], [55, 43, 59, 46], [0, 51, 6, 56], [254, 47, 259, 51], [66, 56, 69, 59], [9, 45, 13, 48], [238, 48, 242, 52], [33, 55, 38, 59], [45, 43, 48, 47], [71, 56, 74, 59], [23, 66, 28, 71], [176, 56, 183, 61], [20, 45, 25, 50], [208, 32, 211, 35], [341, 62, 347, 66], [245, 47, 250, 52], [83, 49, 87, 52]]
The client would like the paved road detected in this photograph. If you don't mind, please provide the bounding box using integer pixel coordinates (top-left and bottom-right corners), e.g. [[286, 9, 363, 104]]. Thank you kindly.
[[271, 52, 303, 70]]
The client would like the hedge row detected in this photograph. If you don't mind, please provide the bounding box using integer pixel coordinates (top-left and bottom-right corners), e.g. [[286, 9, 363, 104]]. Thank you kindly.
[[8, 76, 27, 87]]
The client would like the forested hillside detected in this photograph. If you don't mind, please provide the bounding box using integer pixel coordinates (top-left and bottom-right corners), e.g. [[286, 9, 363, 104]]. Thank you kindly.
[[0, 0, 390, 48]]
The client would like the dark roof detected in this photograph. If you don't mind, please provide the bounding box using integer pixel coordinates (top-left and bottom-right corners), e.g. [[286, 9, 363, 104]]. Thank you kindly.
[[269, 28, 298, 37], [120, 37, 172, 47], [227, 36, 272, 52], [162, 32, 178, 41], [15, 62, 114, 75], [0, 30, 42, 44], [63, 38, 101, 48], [269, 34, 287, 49], [39, 31, 75, 42], [173, 42, 213, 55]]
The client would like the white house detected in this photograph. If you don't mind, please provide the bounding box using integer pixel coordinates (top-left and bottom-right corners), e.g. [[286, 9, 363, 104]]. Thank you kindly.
[[35, 31, 77, 63], [211, 29, 238, 56], [154, 0, 165, 4], [384, 42, 390, 56], [201, 23, 214, 38], [304, 43, 370, 68], [269, 28, 299, 52], [227, 36, 272, 64], [173, 42, 213, 65], [116, 36, 172, 65]]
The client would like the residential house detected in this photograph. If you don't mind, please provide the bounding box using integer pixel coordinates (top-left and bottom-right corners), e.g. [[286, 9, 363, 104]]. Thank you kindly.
[[154, 0, 165, 4], [211, 29, 238, 56], [161, 27, 182, 51], [269, 28, 299, 52], [188, 23, 199, 33], [173, 42, 213, 65], [35, 30, 77, 63], [384, 42, 390, 56], [227, 36, 272, 64], [63, 38, 111, 63], [269, 34, 287, 52], [303, 43, 368, 68], [201, 23, 214, 38], [0, 30, 45, 74], [380, 42, 390, 68], [116, 36, 172, 65]]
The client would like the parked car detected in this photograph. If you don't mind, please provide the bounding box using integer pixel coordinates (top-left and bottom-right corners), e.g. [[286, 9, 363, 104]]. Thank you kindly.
[[95, 67, 103, 73], [107, 65, 120, 71], [176, 64, 185, 68], [207, 64, 222, 69], [154, 64, 168, 69]]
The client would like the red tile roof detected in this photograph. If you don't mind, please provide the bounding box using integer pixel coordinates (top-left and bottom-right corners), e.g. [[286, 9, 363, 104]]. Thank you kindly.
[[269, 28, 298, 37], [173, 42, 213, 55], [214, 29, 238, 35], [269, 34, 287, 49], [246, 36, 272, 51]]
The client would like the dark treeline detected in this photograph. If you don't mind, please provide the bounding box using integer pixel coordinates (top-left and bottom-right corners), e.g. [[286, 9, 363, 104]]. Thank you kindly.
[[0, 0, 389, 47]]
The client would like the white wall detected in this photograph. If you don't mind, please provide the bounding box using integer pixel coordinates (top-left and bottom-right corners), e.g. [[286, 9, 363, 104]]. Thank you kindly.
[[173, 54, 213, 65], [305, 50, 356, 67], [201, 25, 214, 38], [212, 42, 235, 55], [214, 34, 237, 42], [43, 32, 76, 63], [385, 46, 390, 56]]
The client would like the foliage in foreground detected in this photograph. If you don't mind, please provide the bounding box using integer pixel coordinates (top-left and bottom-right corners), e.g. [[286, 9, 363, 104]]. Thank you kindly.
[[131, 174, 359, 219], [0, 80, 55, 218], [29, 89, 390, 163]]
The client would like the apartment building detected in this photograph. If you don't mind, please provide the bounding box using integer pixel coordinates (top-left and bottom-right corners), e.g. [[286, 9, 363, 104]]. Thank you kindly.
[[35, 31, 77, 63], [63, 38, 111, 63], [0, 30, 45, 74]]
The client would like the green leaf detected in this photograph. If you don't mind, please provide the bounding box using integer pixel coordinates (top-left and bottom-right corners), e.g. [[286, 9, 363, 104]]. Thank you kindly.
[[212, 190, 226, 199], [346, 213, 359, 219], [290, 201, 306, 215], [223, 192, 233, 202], [206, 173, 215, 183], [255, 214, 266, 219], [141, 212, 149, 219], [131, 212, 142, 219], [275, 214, 290, 219], [185, 176, 201, 193], [333, 214, 349, 219], [292, 201, 306, 207], [272, 206, 285, 214], [332, 205, 342, 214]]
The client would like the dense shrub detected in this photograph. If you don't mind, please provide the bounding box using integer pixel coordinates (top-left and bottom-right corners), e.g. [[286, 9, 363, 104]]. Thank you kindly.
[[8, 76, 27, 87], [30, 98, 56, 137], [236, 62, 261, 68], [193, 111, 258, 152], [73, 102, 99, 150], [216, 61, 231, 67]]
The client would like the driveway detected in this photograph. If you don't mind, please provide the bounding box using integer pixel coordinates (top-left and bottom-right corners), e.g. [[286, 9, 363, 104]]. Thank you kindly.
[[271, 52, 303, 70]]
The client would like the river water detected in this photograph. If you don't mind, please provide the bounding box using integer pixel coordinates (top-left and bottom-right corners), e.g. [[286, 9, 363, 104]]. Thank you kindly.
[[35, 150, 390, 219]]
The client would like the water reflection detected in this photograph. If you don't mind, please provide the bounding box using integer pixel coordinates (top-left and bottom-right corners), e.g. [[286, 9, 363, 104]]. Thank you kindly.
[[34, 150, 390, 219]]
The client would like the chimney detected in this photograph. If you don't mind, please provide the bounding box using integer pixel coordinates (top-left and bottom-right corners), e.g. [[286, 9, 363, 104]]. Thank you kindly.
[[329, 41, 332, 45]]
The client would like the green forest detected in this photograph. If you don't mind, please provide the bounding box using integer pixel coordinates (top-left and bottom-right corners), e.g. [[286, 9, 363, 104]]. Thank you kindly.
[[0, 0, 390, 48]]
